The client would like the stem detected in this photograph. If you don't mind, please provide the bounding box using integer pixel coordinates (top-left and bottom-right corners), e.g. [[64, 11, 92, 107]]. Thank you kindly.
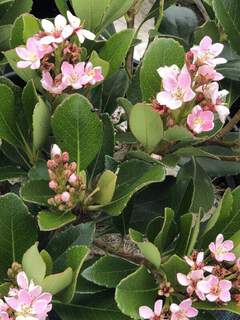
[[193, 0, 210, 21], [155, 0, 165, 31], [214, 109, 240, 140], [126, 9, 135, 78]]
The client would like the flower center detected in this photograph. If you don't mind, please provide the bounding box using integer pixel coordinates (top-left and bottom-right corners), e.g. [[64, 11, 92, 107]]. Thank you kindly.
[[87, 70, 95, 77], [172, 88, 184, 100], [70, 72, 79, 83], [28, 52, 38, 61], [16, 305, 33, 317], [193, 117, 203, 126]]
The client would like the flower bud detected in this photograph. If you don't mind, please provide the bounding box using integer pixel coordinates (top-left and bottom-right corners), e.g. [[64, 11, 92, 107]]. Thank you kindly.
[[54, 194, 62, 204], [64, 169, 72, 179], [69, 162, 77, 171], [51, 144, 62, 158], [62, 152, 69, 163], [69, 173, 77, 185], [47, 160, 57, 170], [61, 191, 70, 202], [49, 180, 58, 190]]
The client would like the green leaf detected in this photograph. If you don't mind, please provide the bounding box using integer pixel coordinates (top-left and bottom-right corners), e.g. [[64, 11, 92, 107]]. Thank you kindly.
[[0, 83, 20, 146], [195, 301, 240, 315], [32, 98, 50, 151], [38, 211, 77, 231], [4, 49, 42, 91], [164, 126, 195, 142], [40, 250, 53, 275], [52, 94, 103, 170], [130, 103, 163, 152], [89, 50, 109, 78], [20, 180, 54, 205], [0, 166, 26, 181], [28, 160, 49, 181], [0, 193, 37, 281], [0, 283, 10, 298], [55, 0, 69, 15], [197, 158, 240, 177], [194, 20, 220, 43], [129, 228, 161, 269], [82, 255, 137, 288], [10, 13, 40, 48], [22, 79, 39, 129], [115, 266, 158, 319], [46, 222, 95, 261], [212, 0, 240, 55], [54, 294, 130, 320], [100, 29, 134, 76], [0, 0, 33, 24], [41, 267, 73, 295], [0, 25, 11, 51], [90, 160, 165, 216], [201, 189, 233, 247], [177, 158, 214, 212], [22, 243, 46, 284], [217, 59, 240, 81], [161, 255, 189, 288], [140, 38, 185, 101], [57, 245, 90, 303], [93, 170, 117, 205], [154, 208, 175, 252], [102, 69, 129, 114]]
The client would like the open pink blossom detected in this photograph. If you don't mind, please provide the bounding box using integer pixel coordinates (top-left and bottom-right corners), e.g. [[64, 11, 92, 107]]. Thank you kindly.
[[5, 271, 52, 320], [177, 270, 205, 300], [197, 65, 223, 82], [187, 105, 214, 134], [84, 62, 104, 85], [184, 252, 214, 273], [191, 36, 227, 66], [61, 61, 87, 89], [67, 11, 95, 43], [16, 37, 45, 69], [197, 275, 232, 302], [139, 300, 163, 319], [157, 65, 180, 79], [209, 234, 236, 262], [157, 65, 195, 110], [41, 15, 73, 44], [170, 299, 198, 320], [0, 299, 10, 320], [196, 82, 229, 123], [41, 71, 67, 95]]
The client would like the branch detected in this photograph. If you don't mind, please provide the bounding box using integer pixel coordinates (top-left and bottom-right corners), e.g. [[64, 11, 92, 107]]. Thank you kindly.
[[193, 0, 210, 21], [214, 109, 240, 140]]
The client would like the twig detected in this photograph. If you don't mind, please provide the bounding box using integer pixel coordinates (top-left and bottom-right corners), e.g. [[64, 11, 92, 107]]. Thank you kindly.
[[214, 109, 240, 140], [126, 8, 136, 77], [193, 0, 210, 21]]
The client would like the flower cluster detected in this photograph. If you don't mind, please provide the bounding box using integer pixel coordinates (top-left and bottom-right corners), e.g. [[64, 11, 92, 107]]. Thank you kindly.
[[47, 144, 87, 211], [139, 234, 240, 320], [0, 271, 52, 320], [16, 12, 104, 95], [177, 234, 239, 304], [154, 36, 229, 134]]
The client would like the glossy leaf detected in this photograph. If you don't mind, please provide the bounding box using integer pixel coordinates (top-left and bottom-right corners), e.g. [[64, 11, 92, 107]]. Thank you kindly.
[[38, 211, 77, 231], [20, 180, 54, 205]]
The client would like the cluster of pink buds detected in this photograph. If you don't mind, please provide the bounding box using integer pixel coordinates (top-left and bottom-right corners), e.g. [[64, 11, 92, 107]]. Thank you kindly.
[[177, 234, 240, 305], [15, 12, 104, 95], [154, 36, 229, 134], [0, 271, 52, 320], [47, 144, 86, 211]]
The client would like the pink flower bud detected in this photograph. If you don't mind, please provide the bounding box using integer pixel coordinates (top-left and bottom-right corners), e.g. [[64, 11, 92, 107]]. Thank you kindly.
[[69, 173, 77, 185], [49, 180, 58, 190], [61, 191, 70, 202], [62, 152, 69, 163], [69, 162, 77, 171], [51, 144, 62, 158], [47, 160, 57, 170], [64, 169, 72, 179], [54, 194, 62, 204]]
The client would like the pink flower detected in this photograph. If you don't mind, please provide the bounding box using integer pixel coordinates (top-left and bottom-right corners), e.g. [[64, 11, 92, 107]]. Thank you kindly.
[[198, 65, 223, 81], [157, 65, 195, 110], [51, 144, 62, 158], [191, 36, 227, 66], [16, 37, 45, 69], [157, 65, 180, 79], [209, 234, 236, 262], [0, 299, 10, 320], [5, 271, 52, 320], [41, 15, 73, 45], [170, 299, 198, 320], [61, 191, 70, 202], [49, 181, 58, 190], [41, 71, 67, 95], [84, 62, 104, 85], [69, 173, 77, 185], [187, 105, 214, 134], [177, 270, 205, 300], [197, 275, 232, 302], [196, 82, 229, 123], [67, 11, 95, 43], [139, 300, 163, 319], [61, 61, 87, 89], [184, 252, 214, 273]]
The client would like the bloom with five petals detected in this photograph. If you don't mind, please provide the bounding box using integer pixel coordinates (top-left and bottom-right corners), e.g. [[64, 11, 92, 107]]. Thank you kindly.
[[209, 234, 236, 262], [16, 37, 45, 69], [170, 299, 198, 320], [139, 300, 163, 319], [187, 105, 214, 134]]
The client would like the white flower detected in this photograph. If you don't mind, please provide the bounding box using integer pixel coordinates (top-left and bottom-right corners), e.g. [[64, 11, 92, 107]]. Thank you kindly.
[[67, 11, 95, 43]]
